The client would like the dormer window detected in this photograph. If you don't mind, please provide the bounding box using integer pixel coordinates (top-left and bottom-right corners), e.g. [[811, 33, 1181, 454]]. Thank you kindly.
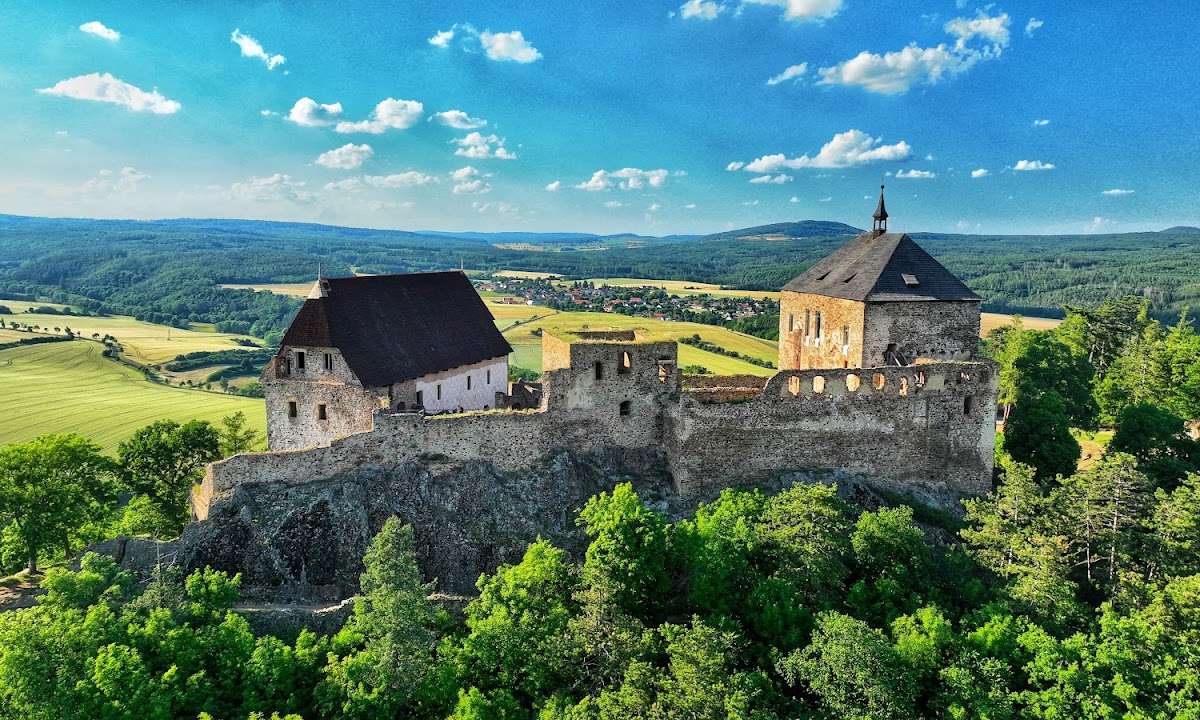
[[902, 273, 919, 287]]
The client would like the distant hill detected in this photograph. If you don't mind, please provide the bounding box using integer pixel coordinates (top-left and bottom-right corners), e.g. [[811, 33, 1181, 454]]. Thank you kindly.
[[700, 221, 863, 242], [1161, 226, 1200, 235]]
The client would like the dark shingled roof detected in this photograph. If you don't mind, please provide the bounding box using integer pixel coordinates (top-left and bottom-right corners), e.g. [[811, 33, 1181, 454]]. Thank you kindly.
[[783, 232, 980, 302], [280, 271, 512, 387]]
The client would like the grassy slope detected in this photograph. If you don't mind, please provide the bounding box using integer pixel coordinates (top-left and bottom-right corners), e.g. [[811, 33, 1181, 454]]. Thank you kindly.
[[2, 299, 258, 366], [504, 310, 779, 376], [0, 341, 265, 452]]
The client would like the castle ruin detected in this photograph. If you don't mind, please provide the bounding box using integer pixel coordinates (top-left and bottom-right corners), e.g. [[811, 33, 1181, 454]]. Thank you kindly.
[[189, 194, 998, 598]]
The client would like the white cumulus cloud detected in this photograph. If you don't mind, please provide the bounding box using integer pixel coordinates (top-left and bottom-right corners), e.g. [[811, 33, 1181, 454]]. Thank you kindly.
[[432, 109, 487, 129], [287, 97, 343, 127], [231, 174, 315, 204], [725, 161, 746, 171], [335, 98, 424, 134], [1012, 159, 1055, 171], [819, 11, 1009, 94], [680, 0, 724, 20], [895, 169, 936, 179], [1033, 118, 1050, 126], [82, 166, 148, 195], [1102, 188, 1135, 196], [230, 29, 286, 70], [480, 30, 542, 63], [545, 180, 562, 192], [766, 62, 808, 86], [1025, 18, 1044, 36], [742, 0, 843, 22], [37, 73, 180, 114], [576, 168, 671, 191], [428, 29, 455, 47], [429, 24, 542, 63], [451, 166, 492, 194], [315, 143, 373, 170], [737, 129, 911, 173], [970, 168, 989, 178], [453, 132, 516, 160], [80, 21, 120, 42], [363, 172, 438, 188], [749, 174, 793, 184]]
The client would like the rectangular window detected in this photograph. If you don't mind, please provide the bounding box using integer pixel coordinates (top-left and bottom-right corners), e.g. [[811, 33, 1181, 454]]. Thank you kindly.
[[415, 390, 423, 407], [296, 351, 306, 370], [323, 353, 333, 371], [788, 314, 794, 332], [842, 325, 849, 343], [317, 404, 327, 420], [594, 361, 604, 380], [436, 384, 442, 400], [815, 312, 822, 339], [486, 369, 491, 384], [288, 401, 297, 418], [804, 310, 811, 337], [467, 375, 472, 390]]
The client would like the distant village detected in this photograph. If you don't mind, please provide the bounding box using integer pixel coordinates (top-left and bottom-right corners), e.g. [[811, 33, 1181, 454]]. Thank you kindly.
[[474, 276, 779, 334]]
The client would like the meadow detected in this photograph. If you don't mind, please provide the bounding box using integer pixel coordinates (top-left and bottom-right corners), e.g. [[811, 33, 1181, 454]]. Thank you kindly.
[[0, 340, 265, 452], [1, 299, 258, 365]]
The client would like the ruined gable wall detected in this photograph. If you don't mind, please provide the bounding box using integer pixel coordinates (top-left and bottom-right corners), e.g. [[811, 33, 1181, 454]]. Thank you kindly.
[[667, 361, 997, 507], [862, 301, 980, 366], [778, 292, 866, 370]]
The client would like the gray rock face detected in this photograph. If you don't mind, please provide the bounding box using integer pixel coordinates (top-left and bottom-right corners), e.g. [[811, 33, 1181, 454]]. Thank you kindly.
[[178, 448, 675, 601]]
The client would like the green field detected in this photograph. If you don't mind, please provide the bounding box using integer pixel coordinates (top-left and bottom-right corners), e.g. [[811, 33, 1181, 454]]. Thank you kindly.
[[503, 310, 779, 376], [0, 341, 266, 452], [1, 299, 258, 366]]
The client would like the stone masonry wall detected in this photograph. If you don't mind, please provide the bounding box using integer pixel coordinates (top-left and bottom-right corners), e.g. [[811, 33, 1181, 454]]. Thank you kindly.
[[667, 362, 997, 508], [778, 292, 866, 370], [862, 300, 980, 366], [264, 346, 380, 451]]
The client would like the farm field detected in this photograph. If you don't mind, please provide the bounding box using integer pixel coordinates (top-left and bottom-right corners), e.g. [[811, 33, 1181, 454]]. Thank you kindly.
[[503, 310, 778, 376], [220, 282, 313, 298], [0, 340, 265, 452], [1, 299, 258, 365], [980, 312, 1062, 336], [563, 277, 783, 300]]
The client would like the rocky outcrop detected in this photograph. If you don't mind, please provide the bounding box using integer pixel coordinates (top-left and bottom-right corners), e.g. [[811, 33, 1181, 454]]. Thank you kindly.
[[176, 447, 675, 602]]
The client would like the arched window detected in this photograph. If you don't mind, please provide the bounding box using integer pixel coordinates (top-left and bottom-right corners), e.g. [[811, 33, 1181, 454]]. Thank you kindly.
[[619, 351, 632, 374], [619, 400, 632, 417]]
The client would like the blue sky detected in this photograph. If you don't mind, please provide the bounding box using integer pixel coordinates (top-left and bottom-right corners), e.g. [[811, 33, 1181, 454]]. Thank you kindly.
[[2, 0, 1197, 235]]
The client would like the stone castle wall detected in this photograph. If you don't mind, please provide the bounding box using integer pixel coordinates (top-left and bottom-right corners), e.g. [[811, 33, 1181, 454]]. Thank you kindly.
[[863, 300, 980, 366], [778, 292, 866, 369], [202, 350, 996, 520]]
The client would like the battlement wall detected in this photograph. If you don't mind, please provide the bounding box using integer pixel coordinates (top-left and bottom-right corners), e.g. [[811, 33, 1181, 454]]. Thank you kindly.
[[667, 361, 997, 507]]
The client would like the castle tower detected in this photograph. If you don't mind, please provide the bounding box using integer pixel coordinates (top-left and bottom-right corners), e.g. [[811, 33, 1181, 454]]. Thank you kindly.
[[778, 190, 982, 369]]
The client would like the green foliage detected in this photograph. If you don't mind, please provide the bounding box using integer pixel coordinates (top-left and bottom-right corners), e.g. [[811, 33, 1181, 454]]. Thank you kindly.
[[847, 507, 933, 623], [779, 611, 916, 720], [318, 518, 440, 719], [1111, 402, 1200, 485], [219, 411, 262, 457], [117, 420, 220, 538], [1002, 390, 1080, 481], [577, 483, 672, 617], [0, 434, 116, 572]]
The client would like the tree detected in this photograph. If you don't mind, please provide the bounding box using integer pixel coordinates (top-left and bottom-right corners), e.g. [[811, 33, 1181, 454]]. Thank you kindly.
[[1002, 390, 1080, 481], [758, 482, 852, 606], [219, 411, 261, 456], [319, 518, 439, 719], [0, 434, 116, 572], [993, 328, 1099, 427], [1058, 295, 1148, 378], [1148, 473, 1200, 579], [778, 611, 916, 720], [847, 507, 933, 623], [1110, 403, 1200, 486], [117, 420, 220, 537], [576, 483, 672, 618]]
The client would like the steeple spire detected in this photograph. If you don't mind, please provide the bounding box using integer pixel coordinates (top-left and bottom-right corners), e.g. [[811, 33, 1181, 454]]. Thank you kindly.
[[872, 184, 888, 234]]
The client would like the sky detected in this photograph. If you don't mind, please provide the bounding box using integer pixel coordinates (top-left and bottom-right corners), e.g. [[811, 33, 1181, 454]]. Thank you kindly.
[[2, 0, 1198, 236]]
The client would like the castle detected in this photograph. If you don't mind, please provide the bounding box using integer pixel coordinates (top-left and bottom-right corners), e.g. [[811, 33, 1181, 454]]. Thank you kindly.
[[204, 191, 996, 512]]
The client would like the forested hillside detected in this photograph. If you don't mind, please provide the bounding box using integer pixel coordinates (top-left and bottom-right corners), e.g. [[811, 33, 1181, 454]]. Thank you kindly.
[[1, 214, 1198, 339]]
